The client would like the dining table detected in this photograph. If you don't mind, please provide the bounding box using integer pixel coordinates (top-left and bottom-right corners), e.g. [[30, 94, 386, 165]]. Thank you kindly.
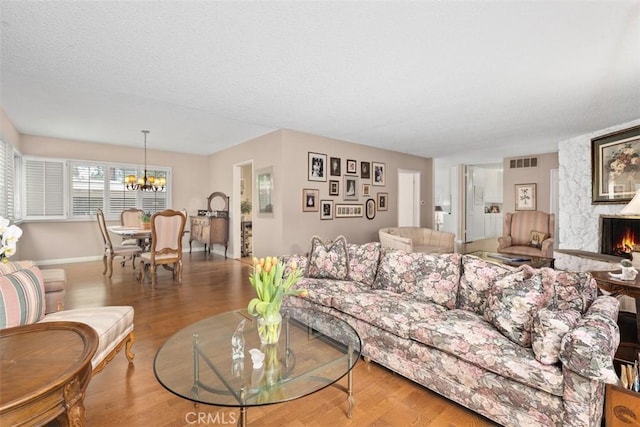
[[107, 225, 151, 250]]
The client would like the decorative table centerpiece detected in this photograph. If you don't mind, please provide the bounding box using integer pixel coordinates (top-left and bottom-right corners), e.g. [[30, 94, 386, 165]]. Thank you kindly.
[[139, 212, 152, 229], [248, 257, 306, 345]]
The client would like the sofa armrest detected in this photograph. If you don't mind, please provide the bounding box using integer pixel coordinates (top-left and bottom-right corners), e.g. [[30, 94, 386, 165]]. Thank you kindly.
[[559, 295, 620, 383], [497, 235, 512, 251]]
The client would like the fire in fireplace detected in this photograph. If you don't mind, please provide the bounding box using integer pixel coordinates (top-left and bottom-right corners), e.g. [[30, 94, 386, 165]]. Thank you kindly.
[[600, 215, 640, 259]]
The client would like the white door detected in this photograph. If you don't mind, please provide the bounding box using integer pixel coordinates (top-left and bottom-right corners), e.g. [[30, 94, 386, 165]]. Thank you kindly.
[[398, 170, 420, 226]]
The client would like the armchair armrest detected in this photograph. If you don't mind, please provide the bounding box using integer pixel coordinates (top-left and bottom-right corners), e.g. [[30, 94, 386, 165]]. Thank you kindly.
[[497, 235, 512, 251], [559, 296, 620, 383], [541, 238, 554, 258]]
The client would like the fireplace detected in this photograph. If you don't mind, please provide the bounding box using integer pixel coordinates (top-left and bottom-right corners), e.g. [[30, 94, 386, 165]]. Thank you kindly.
[[600, 215, 640, 259]]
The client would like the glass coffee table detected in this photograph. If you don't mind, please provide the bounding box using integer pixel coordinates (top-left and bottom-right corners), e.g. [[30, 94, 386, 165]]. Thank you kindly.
[[470, 250, 555, 268], [154, 307, 361, 426]]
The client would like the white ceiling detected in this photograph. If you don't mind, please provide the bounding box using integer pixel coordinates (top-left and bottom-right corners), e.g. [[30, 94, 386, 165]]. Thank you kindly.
[[1, 1, 639, 163]]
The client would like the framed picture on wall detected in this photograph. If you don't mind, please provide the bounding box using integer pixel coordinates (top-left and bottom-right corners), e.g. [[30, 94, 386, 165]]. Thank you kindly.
[[302, 188, 319, 212], [362, 183, 371, 197], [308, 152, 327, 182], [365, 198, 376, 220], [515, 183, 536, 211], [330, 157, 341, 176], [329, 180, 339, 196], [335, 204, 363, 218], [346, 159, 357, 174], [377, 192, 388, 211], [320, 200, 333, 220], [591, 125, 640, 204], [343, 176, 358, 201], [372, 162, 386, 186], [256, 167, 274, 217], [361, 161, 371, 179]]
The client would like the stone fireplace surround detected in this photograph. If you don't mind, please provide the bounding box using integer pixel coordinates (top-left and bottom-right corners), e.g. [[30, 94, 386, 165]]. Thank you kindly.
[[557, 118, 640, 314]]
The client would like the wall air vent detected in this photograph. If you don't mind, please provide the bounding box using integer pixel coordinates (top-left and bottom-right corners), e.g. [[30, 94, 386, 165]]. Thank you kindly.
[[509, 157, 538, 169]]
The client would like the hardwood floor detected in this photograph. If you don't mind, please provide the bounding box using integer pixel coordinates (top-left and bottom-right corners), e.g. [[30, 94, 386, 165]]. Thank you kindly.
[[52, 254, 497, 427]]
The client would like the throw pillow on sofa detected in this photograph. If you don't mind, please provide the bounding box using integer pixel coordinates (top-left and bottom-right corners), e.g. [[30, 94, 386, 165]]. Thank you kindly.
[[373, 249, 460, 309], [484, 270, 548, 347], [458, 255, 516, 315], [307, 235, 349, 280], [520, 265, 597, 314], [0, 266, 46, 328], [532, 308, 581, 364], [347, 242, 381, 286]]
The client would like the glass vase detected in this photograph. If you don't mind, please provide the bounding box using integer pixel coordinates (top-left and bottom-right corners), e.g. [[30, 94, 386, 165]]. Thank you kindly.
[[257, 311, 282, 345]]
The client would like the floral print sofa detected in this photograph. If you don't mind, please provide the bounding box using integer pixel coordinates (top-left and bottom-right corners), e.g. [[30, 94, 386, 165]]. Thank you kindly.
[[283, 237, 620, 427]]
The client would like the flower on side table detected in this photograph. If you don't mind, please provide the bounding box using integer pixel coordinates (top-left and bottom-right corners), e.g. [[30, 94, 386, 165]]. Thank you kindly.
[[248, 256, 307, 344], [0, 216, 22, 262]]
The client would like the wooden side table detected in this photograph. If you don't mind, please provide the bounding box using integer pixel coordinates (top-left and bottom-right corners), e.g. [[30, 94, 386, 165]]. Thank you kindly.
[[0, 321, 98, 426]]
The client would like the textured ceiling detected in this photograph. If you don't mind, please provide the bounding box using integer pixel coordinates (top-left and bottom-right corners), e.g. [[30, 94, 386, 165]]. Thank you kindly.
[[1, 1, 639, 163]]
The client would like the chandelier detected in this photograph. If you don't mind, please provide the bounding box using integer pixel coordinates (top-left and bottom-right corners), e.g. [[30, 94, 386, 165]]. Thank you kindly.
[[124, 130, 166, 192]]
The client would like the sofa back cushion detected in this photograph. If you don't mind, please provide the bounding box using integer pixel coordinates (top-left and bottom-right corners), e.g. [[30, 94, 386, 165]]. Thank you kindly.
[[306, 235, 349, 280], [347, 242, 381, 286], [373, 249, 461, 309], [458, 255, 516, 315], [0, 266, 46, 329]]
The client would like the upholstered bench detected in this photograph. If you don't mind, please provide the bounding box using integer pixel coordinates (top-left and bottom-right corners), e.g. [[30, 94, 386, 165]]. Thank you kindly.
[[0, 261, 135, 375]]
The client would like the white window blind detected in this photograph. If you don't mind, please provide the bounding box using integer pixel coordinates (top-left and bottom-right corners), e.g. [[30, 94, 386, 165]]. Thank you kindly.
[[70, 162, 105, 217], [0, 140, 14, 219], [141, 169, 169, 213], [109, 166, 138, 216], [24, 158, 65, 218]]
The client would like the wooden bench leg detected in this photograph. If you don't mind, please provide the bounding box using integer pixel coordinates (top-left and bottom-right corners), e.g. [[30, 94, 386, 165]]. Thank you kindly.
[[125, 331, 135, 362]]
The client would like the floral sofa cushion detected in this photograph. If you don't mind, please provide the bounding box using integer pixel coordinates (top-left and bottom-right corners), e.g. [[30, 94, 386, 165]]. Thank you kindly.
[[373, 249, 461, 309], [559, 295, 620, 383], [458, 255, 516, 315], [483, 270, 548, 347], [347, 242, 381, 287], [332, 289, 447, 339], [0, 266, 46, 328], [294, 277, 370, 307], [532, 308, 582, 365], [410, 309, 564, 396], [306, 235, 349, 280]]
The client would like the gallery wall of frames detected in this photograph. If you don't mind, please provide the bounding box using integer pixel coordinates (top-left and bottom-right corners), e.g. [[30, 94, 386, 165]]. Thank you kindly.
[[304, 151, 388, 221]]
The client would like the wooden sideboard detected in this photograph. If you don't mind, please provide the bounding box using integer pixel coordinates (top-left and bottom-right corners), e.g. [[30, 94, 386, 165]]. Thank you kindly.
[[189, 192, 229, 258]]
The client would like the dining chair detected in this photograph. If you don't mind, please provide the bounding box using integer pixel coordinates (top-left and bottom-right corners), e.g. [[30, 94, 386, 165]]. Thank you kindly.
[[96, 209, 143, 278], [120, 208, 146, 249], [137, 209, 186, 287]]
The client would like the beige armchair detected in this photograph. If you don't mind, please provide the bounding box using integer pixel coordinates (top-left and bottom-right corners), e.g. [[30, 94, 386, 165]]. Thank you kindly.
[[497, 211, 555, 258], [379, 227, 455, 253]]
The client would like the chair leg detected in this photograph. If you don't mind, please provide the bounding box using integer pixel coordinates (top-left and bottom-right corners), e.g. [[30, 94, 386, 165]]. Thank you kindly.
[[150, 264, 157, 287], [102, 255, 108, 275], [108, 255, 115, 278], [177, 261, 183, 283]]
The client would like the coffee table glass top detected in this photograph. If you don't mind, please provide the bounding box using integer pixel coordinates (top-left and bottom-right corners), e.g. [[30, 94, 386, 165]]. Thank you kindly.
[[154, 307, 361, 408], [469, 250, 554, 268]]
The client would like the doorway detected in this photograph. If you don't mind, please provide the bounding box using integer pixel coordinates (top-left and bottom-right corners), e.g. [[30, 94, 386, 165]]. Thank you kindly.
[[397, 169, 421, 226]]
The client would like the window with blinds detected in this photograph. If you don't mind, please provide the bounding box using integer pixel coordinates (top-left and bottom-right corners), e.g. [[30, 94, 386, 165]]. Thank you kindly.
[[24, 157, 66, 219], [23, 156, 171, 221], [0, 140, 14, 219]]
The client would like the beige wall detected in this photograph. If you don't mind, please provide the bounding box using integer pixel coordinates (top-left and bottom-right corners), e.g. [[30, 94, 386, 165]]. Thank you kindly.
[[1, 108, 20, 149], [16, 134, 209, 263], [502, 152, 558, 214], [208, 129, 433, 257]]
